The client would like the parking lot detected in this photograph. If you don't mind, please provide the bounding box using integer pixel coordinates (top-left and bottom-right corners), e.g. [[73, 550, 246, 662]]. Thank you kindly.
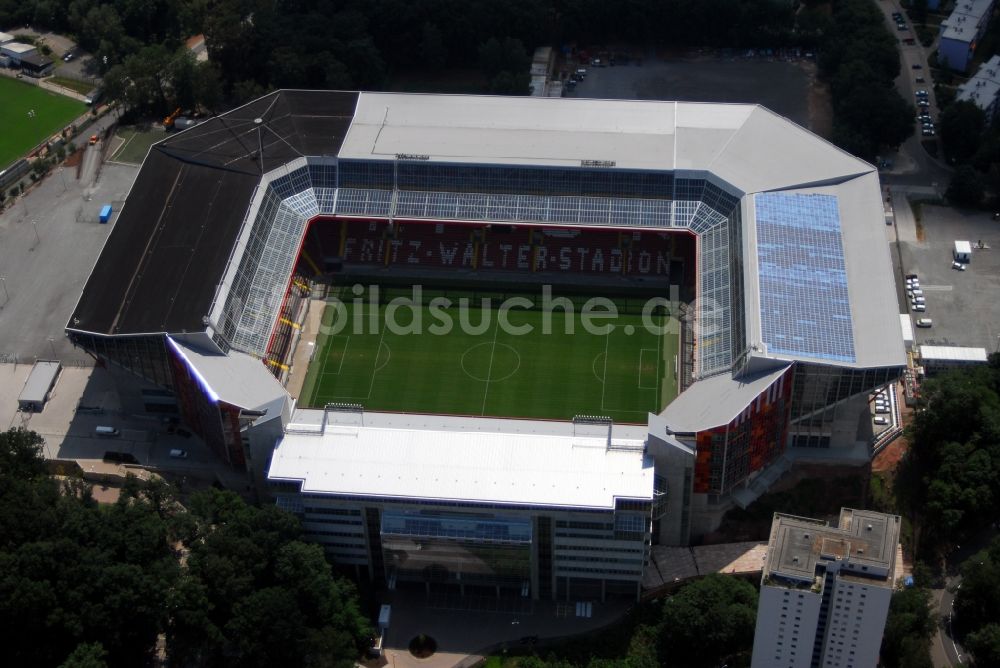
[[567, 55, 822, 134], [0, 143, 138, 364], [896, 204, 1000, 351]]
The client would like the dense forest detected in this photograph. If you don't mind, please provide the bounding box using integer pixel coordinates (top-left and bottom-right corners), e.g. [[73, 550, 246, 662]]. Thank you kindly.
[[0, 0, 913, 159], [0, 428, 370, 667]]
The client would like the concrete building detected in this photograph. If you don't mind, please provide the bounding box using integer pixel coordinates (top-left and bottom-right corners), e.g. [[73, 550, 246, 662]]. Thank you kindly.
[[1, 41, 36, 65], [17, 360, 61, 412], [939, 0, 996, 71], [917, 345, 989, 375], [270, 408, 666, 601], [751, 509, 900, 668], [18, 51, 53, 77], [0, 31, 15, 47], [956, 55, 1000, 123]]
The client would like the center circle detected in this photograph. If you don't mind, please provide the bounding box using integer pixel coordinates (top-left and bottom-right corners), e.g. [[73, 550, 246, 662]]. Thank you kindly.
[[461, 342, 521, 382]]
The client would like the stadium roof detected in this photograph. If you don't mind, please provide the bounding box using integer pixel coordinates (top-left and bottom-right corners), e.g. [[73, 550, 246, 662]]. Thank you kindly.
[[167, 336, 289, 415], [658, 364, 789, 433], [70, 91, 357, 336], [70, 90, 904, 375], [268, 409, 653, 510]]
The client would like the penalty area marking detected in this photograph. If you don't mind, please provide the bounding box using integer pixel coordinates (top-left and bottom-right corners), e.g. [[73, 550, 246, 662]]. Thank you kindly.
[[638, 348, 660, 390], [319, 335, 351, 376], [592, 352, 606, 383]]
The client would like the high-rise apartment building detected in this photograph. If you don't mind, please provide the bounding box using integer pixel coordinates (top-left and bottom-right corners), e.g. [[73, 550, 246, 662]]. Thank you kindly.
[[751, 509, 900, 668]]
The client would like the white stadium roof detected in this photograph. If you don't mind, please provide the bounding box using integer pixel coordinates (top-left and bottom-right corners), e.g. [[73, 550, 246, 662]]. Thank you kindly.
[[342, 94, 869, 194], [268, 409, 654, 509]]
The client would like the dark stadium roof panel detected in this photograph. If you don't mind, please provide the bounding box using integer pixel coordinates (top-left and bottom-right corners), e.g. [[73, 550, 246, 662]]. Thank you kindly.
[[70, 90, 358, 335]]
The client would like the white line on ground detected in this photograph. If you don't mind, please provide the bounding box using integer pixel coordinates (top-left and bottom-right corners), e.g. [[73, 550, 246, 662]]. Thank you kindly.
[[366, 306, 387, 400], [600, 327, 611, 412], [480, 315, 501, 415], [638, 348, 659, 390]]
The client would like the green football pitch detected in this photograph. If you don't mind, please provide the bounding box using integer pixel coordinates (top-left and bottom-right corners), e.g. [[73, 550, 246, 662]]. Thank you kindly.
[[300, 298, 680, 423], [0, 78, 86, 171]]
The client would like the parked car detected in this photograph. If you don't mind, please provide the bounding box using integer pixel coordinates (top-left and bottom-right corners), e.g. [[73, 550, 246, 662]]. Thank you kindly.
[[922, 127, 936, 136], [874, 416, 890, 425], [952, 261, 967, 270], [915, 318, 933, 328], [915, 76, 925, 83], [169, 449, 189, 459], [912, 63, 923, 69]]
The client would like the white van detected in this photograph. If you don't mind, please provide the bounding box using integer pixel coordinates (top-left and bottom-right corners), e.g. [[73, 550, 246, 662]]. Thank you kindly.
[[915, 318, 933, 328], [95, 426, 120, 437]]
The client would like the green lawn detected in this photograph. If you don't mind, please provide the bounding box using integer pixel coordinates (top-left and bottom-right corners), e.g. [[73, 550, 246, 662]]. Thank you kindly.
[[300, 293, 679, 423], [111, 127, 165, 165], [0, 77, 86, 170], [47, 75, 96, 95]]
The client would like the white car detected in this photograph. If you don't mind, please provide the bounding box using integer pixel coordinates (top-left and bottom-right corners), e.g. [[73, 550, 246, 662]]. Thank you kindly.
[[952, 261, 967, 270], [874, 416, 890, 425], [912, 303, 926, 312], [915, 318, 933, 328], [908, 289, 924, 297], [912, 296, 926, 305]]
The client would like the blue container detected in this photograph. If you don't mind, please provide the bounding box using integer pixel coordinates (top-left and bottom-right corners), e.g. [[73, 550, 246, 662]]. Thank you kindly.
[[99, 204, 112, 224]]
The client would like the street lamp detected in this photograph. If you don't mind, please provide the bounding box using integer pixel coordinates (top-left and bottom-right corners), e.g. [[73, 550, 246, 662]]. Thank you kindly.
[[31, 219, 39, 247]]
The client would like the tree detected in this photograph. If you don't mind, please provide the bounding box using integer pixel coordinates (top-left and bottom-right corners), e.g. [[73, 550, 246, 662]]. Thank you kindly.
[[0, 431, 369, 668], [168, 489, 370, 667], [966, 623, 1000, 667], [947, 165, 986, 208], [0, 427, 47, 479], [419, 22, 447, 69], [658, 574, 758, 667], [478, 37, 530, 79], [940, 100, 987, 164], [954, 538, 1000, 641], [59, 642, 108, 668], [880, 588, 935, 668]]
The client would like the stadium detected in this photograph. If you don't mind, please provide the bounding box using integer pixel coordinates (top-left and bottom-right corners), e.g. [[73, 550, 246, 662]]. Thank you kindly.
[[68, 91, 904, 601]]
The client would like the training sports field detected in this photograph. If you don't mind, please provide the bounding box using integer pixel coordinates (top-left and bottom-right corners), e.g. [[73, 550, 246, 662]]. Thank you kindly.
[[300, 293, 680, 423], [0, 78, 86, 170]]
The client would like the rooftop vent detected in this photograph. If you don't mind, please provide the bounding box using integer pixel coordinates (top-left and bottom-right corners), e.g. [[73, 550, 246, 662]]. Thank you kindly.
[[866, 524, 873, 531]]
